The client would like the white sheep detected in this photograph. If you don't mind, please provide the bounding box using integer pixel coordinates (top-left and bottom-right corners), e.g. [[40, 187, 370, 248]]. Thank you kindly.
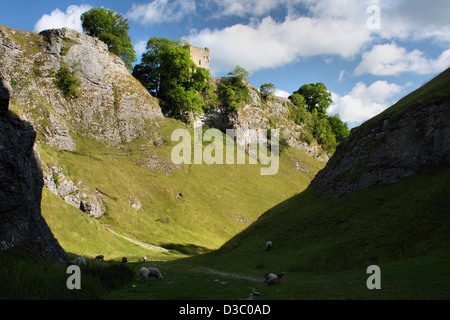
[[70, 256, 86, 267], [264, 272, 284, 286], [147, 267, 163, 281], [265, 277, 282, 286], [266, 241, 273, 251], [264, 273, 278, 281], [140, 267, 150, 282]]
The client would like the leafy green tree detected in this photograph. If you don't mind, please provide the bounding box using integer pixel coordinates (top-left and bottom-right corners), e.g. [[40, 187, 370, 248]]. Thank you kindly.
[[228, 65, 250, 82], [289, 92, 306, 108], [288, 83, 349, 154], [260, 83, 276, 99], [293, 83, 332, 115], [132, 37, 211, 117], [217, 65, 251, 112], [328, 114, 350, 143], [81, 8, 136, 71]]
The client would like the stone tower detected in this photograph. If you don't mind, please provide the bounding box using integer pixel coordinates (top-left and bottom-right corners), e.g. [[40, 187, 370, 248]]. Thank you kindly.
[[190, 46, 210, 70]]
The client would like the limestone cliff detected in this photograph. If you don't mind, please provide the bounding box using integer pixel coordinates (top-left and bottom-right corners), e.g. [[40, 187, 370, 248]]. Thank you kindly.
[[0, 25, 165, 218], [311, 68, 450, 199], [193, 80, 329, 162], [0, 104, 68, 264], [0, 26, 163, 150]]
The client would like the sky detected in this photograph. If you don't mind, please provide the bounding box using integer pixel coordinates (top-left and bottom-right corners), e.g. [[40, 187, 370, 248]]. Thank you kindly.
[[1, 0, 449, 128]]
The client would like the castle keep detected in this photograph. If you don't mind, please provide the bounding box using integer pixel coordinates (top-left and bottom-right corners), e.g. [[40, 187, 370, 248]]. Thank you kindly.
[[190, 46, 210, 70]]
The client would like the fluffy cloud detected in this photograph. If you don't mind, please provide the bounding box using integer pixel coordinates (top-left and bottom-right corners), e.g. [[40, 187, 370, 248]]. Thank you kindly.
[[127, 0, 196, 24], [328, 81, 404, 125], [186, 15, 371, 74], [34, 5, 92, 32], [355, 42, 450, 76], [207, 0, 290, 18], [380, 0, 450, 42], [275, 89, 291, 98], [134, 40, 148, 58]]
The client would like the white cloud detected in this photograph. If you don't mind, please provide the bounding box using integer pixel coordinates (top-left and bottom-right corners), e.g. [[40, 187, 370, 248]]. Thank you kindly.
[[380, 0, 450, 42], [34, 5, 92, 32], [134, 40, 148, 58], [127, 0, 196, 24], [328, 81, 404, 124], [275, 89, 291, 98], [186, 15, 371, 74], [355, 42, 450, 76], [338, 70, 346, 82], [208, 0, 289, 18]]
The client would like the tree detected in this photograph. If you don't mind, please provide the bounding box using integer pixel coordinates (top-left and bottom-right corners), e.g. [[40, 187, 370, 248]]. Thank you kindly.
[[327, 114, 350, 143], [289, 92, 306, 108], [293, 83, 332, 115], [228, 65, 250, 82], [260, 83, 276, 99], [132, 37, 211, 117], [217, 65, 251, 112], [81, 8, 136, 71]]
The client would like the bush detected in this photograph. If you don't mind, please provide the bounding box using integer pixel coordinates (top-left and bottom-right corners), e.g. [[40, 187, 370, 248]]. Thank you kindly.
[[217, 66, 251, 112], [54, 61, 81, 99]]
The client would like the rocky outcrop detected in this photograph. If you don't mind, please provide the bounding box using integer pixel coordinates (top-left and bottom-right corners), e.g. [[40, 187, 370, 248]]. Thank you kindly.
[[43, 164, 105, 218], [311, 75, 450, 199], [0, 26, 167, 217], [0, 72, 11, 113], [192, 81, 328, 162], [0, 111, 68, 264], [0, 26, 164, 150]]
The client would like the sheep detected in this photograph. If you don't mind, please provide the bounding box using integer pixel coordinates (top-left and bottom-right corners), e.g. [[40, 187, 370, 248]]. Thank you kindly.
[[122, 257, 128, 263], [266, 277, 282, 286], [264, 273, 278, 281], [147, 267, 163, 281], [264, 272, 284, 286], [139, 267, 150, 282], [266, 241, 272, 252], [143, 256, 147, 262], [95, 255, 104, 261], [70, 256, 86, 267]]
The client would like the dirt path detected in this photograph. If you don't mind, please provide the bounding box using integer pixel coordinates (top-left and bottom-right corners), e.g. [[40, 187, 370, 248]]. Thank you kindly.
[[195, 267, 263, 283], [104, 225, 170, 253]]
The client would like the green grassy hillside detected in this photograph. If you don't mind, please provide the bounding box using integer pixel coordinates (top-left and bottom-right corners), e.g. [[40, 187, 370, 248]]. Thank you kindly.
[[167, 69, 450, 299], [38, 117, 324, 261]]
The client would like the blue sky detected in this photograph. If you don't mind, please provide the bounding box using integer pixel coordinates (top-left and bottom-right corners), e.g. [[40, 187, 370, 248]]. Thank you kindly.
[[1, 0, 449, 128]]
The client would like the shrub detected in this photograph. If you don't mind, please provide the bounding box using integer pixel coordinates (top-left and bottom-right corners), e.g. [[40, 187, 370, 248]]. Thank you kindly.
[[54, 61, 81, 99], [217, 66, 251, 112]]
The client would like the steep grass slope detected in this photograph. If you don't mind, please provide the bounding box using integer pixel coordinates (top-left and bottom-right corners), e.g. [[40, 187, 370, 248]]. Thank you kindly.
[[180, 69, 450, 299], [0, 25, 325, 262], [38, 119, 324, 260]]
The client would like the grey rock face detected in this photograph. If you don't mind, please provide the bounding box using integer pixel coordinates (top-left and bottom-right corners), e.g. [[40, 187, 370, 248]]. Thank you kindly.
[[311, 103, 450, 199], [0, 73, 11, 113], [191, 82, 328, 162], [0, 112, 68, 264], [0, 27, 164, 151], [43, 164, 105, 218]]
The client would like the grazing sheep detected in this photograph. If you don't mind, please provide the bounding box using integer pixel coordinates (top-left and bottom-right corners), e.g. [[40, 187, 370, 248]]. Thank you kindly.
[[266, 277, 282, 286], [139, 267, 150, 282], [122, 257, 128, 263], [264, 273, 278, 281], [95, 255, 104, 261], [264, 272, 284, 286], [266, 241, 272, 252], [147, 267, 163, 281], [143, 256, 147, 262], [70, 256, 86, 267]]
